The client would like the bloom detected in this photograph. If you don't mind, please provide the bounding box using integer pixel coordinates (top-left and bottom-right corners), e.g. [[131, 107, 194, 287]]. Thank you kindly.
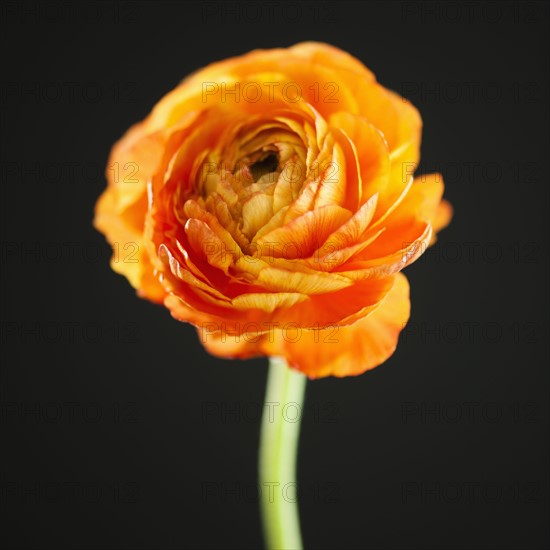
[[94, 42, 452, 378]]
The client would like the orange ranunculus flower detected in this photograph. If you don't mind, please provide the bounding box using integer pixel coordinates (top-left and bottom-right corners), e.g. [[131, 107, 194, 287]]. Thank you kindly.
[[94, 42, 452, 379]]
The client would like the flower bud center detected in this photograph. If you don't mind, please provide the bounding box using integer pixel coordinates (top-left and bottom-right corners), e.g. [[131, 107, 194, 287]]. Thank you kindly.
[[249, 152, 279, 182]]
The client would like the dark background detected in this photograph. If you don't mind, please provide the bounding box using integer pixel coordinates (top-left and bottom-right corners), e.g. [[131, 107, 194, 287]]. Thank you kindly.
[[1, 1, 548, 549]]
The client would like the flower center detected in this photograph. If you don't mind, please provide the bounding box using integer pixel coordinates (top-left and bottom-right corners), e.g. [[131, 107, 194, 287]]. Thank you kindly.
[[192, 123, 310, 246], [249, 152, 279, 182]]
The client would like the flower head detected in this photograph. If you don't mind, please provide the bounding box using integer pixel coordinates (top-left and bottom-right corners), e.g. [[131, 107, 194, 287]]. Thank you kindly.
[[94, 42, 452, 378]]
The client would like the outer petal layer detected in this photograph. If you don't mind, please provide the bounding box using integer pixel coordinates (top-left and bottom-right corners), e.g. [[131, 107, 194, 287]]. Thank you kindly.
[[200, 273, 410, 379]]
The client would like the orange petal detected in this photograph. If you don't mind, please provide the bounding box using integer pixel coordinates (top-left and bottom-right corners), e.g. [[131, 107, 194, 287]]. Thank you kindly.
[[408, 173, 447, 225], [254, 204, 351, 259], [94, 187, 165, 303], [329, 111, 391, 209], [433, 199, 453, 234], [336, 223, 432, 279], [239, 260, 353, 294], [184, 218, 234, 273], [288, 42, 376, 81], [267, 273, 410, 378], [319, 192, 378, 250], [344, 172, 450, 268]]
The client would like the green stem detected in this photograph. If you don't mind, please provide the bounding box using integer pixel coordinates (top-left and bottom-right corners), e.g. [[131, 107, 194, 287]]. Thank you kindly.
[[259, 356, 307, 550]]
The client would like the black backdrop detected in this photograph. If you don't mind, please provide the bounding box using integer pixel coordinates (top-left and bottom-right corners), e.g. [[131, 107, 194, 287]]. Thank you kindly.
[[1, 1, 549, 549]]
